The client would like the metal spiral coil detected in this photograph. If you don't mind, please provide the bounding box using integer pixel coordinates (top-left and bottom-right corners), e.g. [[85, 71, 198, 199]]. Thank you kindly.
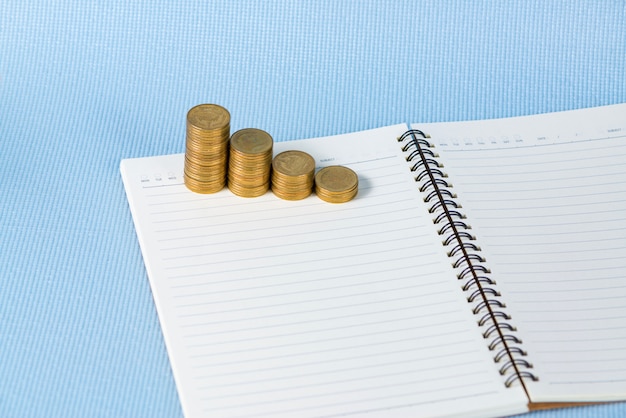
[[398, 129, 538, 388]]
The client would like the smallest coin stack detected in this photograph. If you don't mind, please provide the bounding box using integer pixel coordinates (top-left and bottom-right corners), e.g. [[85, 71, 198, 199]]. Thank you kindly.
[[228, 128, 273, 197], [315, 165, 359, 203], [184, 104, 231, 194], [271, 150, 316, 200]]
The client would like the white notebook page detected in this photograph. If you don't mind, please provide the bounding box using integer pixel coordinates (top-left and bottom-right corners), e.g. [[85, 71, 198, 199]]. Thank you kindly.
[[416, 103, 626, 403], [121, 124, 527, 418]]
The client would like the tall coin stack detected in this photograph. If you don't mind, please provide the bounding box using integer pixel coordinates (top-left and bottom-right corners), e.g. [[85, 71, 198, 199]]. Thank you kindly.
[[228, 128, 273, 197], [184, 104, 231, 194], [271, 150, 316, 200], [314, 165, 359, 203]]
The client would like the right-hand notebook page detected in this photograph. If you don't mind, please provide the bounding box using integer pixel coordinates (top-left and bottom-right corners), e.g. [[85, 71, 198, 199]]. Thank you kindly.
[[413, 103, 626, 404]]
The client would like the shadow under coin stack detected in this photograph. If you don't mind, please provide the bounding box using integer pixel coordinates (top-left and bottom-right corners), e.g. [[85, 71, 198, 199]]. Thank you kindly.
[[184, 104, 231, 194], [271, 150, 316, 200], [228, 128, 273, 197], [315, 165, 359, 203]]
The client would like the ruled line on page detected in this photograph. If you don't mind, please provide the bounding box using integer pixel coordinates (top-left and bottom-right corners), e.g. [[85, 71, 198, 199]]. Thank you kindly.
[[181, 304, 460, 341], [467, 189, 623, 202], [183, 306, 461, 342], [146, 187, 414, 216], [171, 266, 443, 300], [189, 319, 466, 363], [193, 339, 495, 404], [174, 273, 450, 318], [185, 314, 465, 355], [168, 255, 438, 289], [199, 383, 498, 418], [185, 322, 466, 365], [245, 389, 499, 418], [470, 207, 625, 221], [174, 279, 451, 312], [197, 360, 474, 399], [166, 254, 439, 283], [160, 225, 424, 262], [180, 291, 449, 333], [155, 207, 420, 235], [460, 179, 626, 194], [179, 296, 446, 330], [165, 246, 440, 281], [198, 356, 474, 396], [191, 335, 473, 378], [197, 363, 480, 405]]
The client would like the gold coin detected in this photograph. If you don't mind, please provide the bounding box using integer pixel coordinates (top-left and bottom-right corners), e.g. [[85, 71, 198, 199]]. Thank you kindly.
[[230, 129, 273, 155], [187, 104, 230, 132], [272, 150, 315, 177], [315, 165, 358, 192], [315, 166, 358, 203]]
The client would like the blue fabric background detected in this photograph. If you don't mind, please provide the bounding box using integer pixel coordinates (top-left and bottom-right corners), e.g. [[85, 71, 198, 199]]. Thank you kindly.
[[1, 1, 624, 417]]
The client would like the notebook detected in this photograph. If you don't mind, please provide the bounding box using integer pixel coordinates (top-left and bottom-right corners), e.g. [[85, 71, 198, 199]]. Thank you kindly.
[[120, 103, 626, 418]]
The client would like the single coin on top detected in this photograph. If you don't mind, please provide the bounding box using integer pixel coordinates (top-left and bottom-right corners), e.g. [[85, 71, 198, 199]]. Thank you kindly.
[[272, 150, 315, 177], [187, 104, 231, 133], [230, 128, 273, 155]]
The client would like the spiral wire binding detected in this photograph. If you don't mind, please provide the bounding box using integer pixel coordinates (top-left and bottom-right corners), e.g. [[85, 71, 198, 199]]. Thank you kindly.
[[397, 129, 539, 391]]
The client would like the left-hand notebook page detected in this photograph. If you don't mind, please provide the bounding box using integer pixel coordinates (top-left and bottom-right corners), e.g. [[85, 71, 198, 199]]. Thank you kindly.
[[120, 124, 528, 418]]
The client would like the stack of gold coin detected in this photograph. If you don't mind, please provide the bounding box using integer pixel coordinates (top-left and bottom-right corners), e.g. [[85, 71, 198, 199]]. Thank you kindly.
[[228, 128, 273, 197], [314, 165, 358, 203], [271, 150, 316, 200], [184, 104, 231, 194]]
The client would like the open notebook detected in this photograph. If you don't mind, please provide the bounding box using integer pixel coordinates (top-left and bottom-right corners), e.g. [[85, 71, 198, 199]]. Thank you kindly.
[[120, 103, 626, 418]]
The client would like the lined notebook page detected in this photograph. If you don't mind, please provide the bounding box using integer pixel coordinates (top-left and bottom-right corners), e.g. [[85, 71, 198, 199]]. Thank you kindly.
[[416, 103, 626, 403], [121, 125, 527, 418]]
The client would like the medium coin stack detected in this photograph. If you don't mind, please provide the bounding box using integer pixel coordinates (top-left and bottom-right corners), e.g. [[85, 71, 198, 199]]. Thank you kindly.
[[315, 165, 359, 203], [184, 104, 231, 194], [271, 150, 316, 200], [228, 128, 273, 197]]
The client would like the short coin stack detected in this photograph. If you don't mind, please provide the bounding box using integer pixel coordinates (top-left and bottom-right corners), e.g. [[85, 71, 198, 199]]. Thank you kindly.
[[314, 165, 359, 203], [184, 104, 231, 194], [271, 150, 316, 200], [228, 128, 273, 197]]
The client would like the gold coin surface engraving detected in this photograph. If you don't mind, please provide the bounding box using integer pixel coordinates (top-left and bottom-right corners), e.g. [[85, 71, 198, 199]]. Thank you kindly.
[[272, 151, 315, 176], [315, 165, 358, 203], [315, 165, 358, 192], [230, 129, 273, 155], [187, 104, 230, 131]]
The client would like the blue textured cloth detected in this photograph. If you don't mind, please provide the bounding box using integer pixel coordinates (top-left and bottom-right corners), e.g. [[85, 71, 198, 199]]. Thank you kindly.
[[1, 1, 625, 417]]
